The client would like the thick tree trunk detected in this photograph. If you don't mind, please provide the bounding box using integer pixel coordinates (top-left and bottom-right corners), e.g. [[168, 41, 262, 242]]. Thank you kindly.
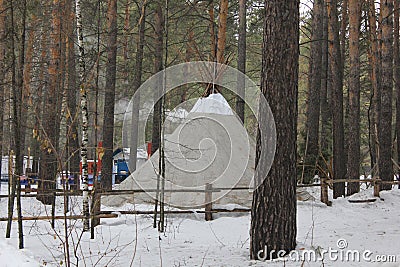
[[0, 0, 5, 183], [235, 0, 246, 123], [216, 0, 228, 64], [250, 0, 299, 260], [346, 0, 361, 195], [38, 0, 63, 205], [320, 0, 331, 159], [129, 2, 146, 172], [328, 0, 345, 198], [101, 0, 118, 190], [395, 0, 400, 173], [32, 21, 48, 176], [379, 0, 394, 191], [340, 0, 348, 71], [367, 0, 381, 177], [304, 0, 323, 182]]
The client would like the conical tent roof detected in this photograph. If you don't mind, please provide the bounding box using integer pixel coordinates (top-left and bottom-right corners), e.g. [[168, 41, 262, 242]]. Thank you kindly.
[[104, 94, 255, 208]]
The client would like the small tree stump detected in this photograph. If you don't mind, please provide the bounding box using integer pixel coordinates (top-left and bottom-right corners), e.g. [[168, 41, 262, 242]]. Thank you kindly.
[[373, 179, 381, 197], [320, 177, 331, 206], [205, 183, 213, 221]]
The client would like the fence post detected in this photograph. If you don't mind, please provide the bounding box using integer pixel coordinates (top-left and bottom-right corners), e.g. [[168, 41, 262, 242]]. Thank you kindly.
[[374, 178, 381, 197], [205, 183, 213, 221], [320, 177, 330, 206]]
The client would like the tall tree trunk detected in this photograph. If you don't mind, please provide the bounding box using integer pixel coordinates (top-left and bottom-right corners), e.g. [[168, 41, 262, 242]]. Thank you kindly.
[[75, 0, 90, 231], [23, 19, 36, 147], [346, 0, 361, 195], [123, 0, 130, 96], [129, 1, 146, 172], [208, 1, 216, 61], [32, 22, 47, 176], [340, 0, 348, 70], [0, 0, 5, 184], [216, 0, 228, 63], [38, 0, 63, 205], [304, 0, 324, 182], [367, 0, 381, 177], [151, 3, 164, 229], [235, 0, 246, 123], [66, 0, 80, 188], [328, 0, 346, 198], [395, 0, 400, 173], [379, 0, 394, 190], [90, 0, 103, 232], [250, 0, 299, 260], [101, 0, 118, 190], [320, 0, 331, 159], [8, 0, 27, 248], [182, 26, 194, 103], [151, 3, 163, 155]]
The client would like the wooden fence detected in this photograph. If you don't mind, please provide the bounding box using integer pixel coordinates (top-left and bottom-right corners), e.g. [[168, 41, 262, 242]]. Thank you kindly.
[[1, 178, 399, 223]]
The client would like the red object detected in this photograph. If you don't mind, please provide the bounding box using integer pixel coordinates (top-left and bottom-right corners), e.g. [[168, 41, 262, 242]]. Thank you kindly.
[[147, 142, 152, 158], [79, 160, 102, 175]]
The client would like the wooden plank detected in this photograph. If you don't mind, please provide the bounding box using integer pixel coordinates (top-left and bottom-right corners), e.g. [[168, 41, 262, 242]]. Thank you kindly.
[[0, 213, 118, 222], [99, 208, 250, 215]]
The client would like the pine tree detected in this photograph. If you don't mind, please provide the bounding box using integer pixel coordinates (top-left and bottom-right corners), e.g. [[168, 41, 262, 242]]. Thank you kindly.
[[250, 0, 299, 260]]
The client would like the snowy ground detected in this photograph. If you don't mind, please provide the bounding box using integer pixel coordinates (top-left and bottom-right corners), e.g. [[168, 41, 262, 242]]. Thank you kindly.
[[0, 183, 399, 267]]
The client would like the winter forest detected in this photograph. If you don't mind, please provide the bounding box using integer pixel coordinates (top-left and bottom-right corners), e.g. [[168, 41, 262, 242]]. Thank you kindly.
[[0, 0, 399, 266]]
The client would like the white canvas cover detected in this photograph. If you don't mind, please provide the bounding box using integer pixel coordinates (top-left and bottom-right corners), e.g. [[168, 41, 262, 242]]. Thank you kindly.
[[103, 94, 255, 208]]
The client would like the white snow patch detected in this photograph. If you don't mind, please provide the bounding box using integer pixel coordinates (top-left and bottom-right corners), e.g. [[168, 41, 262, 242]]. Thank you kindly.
[[1, 183, 400, 266]]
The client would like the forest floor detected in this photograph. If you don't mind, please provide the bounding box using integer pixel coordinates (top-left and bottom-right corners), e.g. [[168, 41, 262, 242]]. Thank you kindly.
[[0, 183, 399, 267]]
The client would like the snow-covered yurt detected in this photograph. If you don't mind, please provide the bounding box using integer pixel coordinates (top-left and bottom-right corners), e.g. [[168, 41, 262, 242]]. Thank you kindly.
[[103, 93, 255, 208]]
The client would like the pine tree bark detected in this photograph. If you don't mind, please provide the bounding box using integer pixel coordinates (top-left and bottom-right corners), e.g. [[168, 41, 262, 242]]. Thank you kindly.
[[367, 0, 381, 176], [101, 0, 118, 190], [347, 0, 361, 195], [304, 0, 323, 182], [235, 0, 246, 123], [379, 0, 394, 190], [32, 21, 48, 176], [216, 0, 228, 64], [395, 0, 400, 172], [320, 0, 331, 158], [38, 0, 63, 205], [0, 0, 5, 182], [340, 0, 348, 71], [250, 0, 299, 260], [328, 0, 345, 198]]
